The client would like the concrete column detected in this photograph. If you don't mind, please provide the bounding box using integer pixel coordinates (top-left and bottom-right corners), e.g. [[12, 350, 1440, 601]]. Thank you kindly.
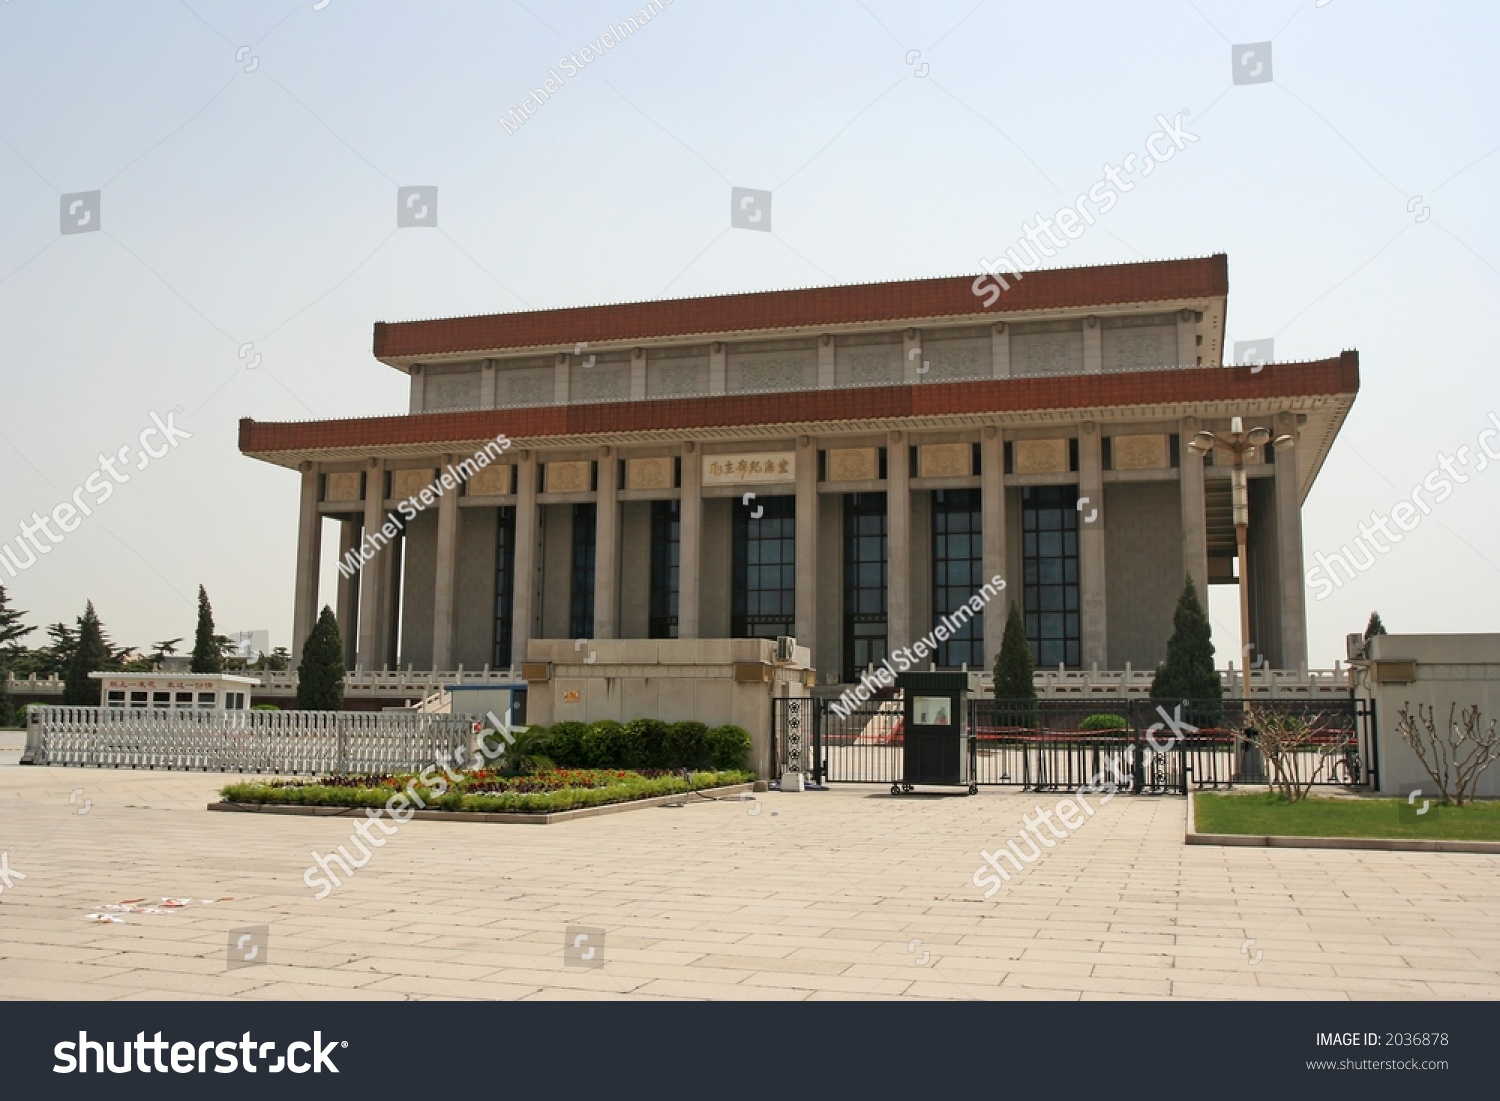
[[553, 353, 570, 404], [903, 328, 923, 384], [511, 454, 539, 663], [980, 427, 1007, 666], [1274, 414, 1308, 669], [1176, 310, 1197, 366], [292, 462, 322, 666], [1083, 317, 1102, 373], [1078, 423, 1107, 668], [593, 448, 620, 638], [480, 360, 497, 408], [630, 348, 647, 400], [356, 459, 385, 667], [431, 453, 460, 669], [794, 437, 818, 645], [817, 334, 835, 388], [887, 432, 911, 654], [408, 365, 424, 414], [1179, 417, 1209, 607], [335, 518, 359, 668], [991, 323, 1010, 378], [709, 342, 727, 394], [678, 444, 702, 639]]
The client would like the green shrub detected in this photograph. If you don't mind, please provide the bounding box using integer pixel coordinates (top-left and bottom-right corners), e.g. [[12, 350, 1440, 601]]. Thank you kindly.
[[1078, 713, 1128, 732], [544, 721, 589, 766], [704, 724, 752, 771], [250, 703, 281, 711], [581, 720, 630, 768], [624, 718, 671, 769], [665, 721, 709, 769]]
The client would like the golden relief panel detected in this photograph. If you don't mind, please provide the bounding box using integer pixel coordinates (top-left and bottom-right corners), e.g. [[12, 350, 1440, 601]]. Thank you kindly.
[[1013, 438, 1070, 474], [826, 447, 876, 482]]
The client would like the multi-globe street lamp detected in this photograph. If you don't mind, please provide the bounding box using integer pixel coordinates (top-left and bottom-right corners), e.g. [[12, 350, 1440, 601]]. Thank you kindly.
[[1185, 416, 1295, 699]]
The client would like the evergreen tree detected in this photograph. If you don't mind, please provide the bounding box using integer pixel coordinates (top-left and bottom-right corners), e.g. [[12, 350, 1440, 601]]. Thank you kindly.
[[992, 601, 1037, 726], [0, 585, 32, 726], [296, 606, 345, 711], [1363, 611, 1388, 641], [1150, 576, 1222, 727], [63, 601, 110, 706], [191, 586, 224, 674]]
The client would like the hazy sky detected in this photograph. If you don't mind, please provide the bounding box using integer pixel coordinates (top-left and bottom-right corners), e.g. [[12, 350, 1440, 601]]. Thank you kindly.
[[1, 0, 1495, 670]]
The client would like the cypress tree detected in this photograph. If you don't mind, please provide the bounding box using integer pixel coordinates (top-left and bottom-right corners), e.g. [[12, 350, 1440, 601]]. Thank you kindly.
[[296, 606, 345, 711], [63, 601, 110, 706], [1363, 611, 1387, 640], [191, 585, 224, 674], [993, 601, 1037, 726], [0, 585, 33, 725], [1150, 576, 1222, 726]]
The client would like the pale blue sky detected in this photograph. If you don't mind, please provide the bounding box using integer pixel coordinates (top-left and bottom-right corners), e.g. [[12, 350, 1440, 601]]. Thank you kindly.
[[1, 0, 1496, 668]]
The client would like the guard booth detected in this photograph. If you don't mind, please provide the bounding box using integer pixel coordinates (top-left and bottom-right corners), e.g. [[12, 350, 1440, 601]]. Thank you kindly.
[[895, 671, 975, 795]]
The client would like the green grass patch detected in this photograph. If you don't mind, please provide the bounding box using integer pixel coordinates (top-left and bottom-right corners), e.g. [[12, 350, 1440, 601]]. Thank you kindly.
[[221, 768, 754, 816], [1194, 791, 1500, 841]]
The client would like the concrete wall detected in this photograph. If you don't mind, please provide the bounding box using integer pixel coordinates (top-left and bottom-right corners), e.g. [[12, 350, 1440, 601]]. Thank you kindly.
[[1359, 634, 1500, 799], [1104, 480, 1182, 669], [523, 637, 812, 776], [453, 507, 498, 668]]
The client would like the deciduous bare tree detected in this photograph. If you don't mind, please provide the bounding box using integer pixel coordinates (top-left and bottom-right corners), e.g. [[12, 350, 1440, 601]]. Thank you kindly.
[[1396, 703, 1499, 806]]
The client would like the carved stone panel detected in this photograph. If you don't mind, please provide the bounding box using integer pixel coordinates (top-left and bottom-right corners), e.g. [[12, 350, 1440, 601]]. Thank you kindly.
[[546, 461, 591, 494], [703, 453, 795, 485], [826, 447, 877, 482], [499, 368, 552, 406], [325, 471, 362, 503], [391, 468, 435, 500], [1013, 438, 1070, 474], [570, 363, 628, 403], [647, 356, 708, 397], [467, 464, 511, 496], [1012, 331, 1084, 377], [626, 457, 673, 490], [425, 372, 480, 410], [918, 443, 971, 479], [1112, 433, 1168, 470]]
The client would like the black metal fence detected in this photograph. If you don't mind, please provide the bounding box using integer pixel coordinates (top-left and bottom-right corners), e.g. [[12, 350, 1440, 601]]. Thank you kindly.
[[776, 693, 1374, 795]]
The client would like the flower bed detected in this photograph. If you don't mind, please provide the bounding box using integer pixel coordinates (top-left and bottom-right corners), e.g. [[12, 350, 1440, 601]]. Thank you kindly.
[[220, 767, 755, 816]]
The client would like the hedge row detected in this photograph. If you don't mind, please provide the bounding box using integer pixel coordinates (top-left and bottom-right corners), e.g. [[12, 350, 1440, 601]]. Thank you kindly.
[[516, 720, 752, 772]]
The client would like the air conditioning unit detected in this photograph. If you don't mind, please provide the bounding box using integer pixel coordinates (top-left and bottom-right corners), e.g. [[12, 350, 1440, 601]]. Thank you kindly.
[[775, 636, 797, 663], [1345, 633, 1368, 661]]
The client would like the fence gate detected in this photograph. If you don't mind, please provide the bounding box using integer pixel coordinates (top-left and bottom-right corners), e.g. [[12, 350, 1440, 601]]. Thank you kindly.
[[774, 693, 1371, 795]]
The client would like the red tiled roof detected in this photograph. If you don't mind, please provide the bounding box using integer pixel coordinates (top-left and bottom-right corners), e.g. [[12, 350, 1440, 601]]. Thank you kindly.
[[241, 353, 1356, 458], [373, 255, 1229, 359]]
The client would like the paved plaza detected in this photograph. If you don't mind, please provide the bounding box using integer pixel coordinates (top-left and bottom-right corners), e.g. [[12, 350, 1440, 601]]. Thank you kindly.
[[1, 736, 1497, 1001]]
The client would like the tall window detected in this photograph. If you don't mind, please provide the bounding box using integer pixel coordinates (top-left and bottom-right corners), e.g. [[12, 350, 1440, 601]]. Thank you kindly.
[[569, 504, 596, 640], [1021, 484, 1080, 668], [931, 489, 984, 668], [843, 492, 887, 683], [493, 506, 517, 666], [649, 499, 680, 639], [732, 495, 795, 639]]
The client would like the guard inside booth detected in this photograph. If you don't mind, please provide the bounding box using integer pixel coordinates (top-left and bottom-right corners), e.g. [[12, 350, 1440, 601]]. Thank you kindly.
[[894, 671, 976, 795]]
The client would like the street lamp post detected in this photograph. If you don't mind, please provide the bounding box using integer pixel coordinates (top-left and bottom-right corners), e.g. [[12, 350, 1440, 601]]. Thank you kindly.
[[1185, 417, 1295, 699]]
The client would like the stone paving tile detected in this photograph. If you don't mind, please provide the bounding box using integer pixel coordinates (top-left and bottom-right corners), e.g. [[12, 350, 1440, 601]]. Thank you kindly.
[[2, 766, 1497, 1000]]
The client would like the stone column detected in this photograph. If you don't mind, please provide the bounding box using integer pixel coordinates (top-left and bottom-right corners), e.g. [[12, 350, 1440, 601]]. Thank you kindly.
[[407, 364, 425, 413], [1083, 316, 1102, 373], [432, 453, 460, 670], [1274, 413, 1308, 669], [980, 427, 1007, 665], [794, 436, 818, 645], [292, 462, 322, 666], [1078, 423, 1108, 668], [511, 453, 539, 663], [593, 448, 620, 638], [887, 431, 911, 655], [991, 322, 1010, 378], [553, 353, 570, 404], [709, 342, 727, 394], [356, 458, 385, 668], [480, 360, 497, 408], [630, 348, 647, 400], [817, 335, 835, 388], [678, 443, 702, 639], [336, 519, 359, 668], [1179, 417, 1209, 607], [903, 328, 923, 383], [1176, 309, 1197, 366]]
